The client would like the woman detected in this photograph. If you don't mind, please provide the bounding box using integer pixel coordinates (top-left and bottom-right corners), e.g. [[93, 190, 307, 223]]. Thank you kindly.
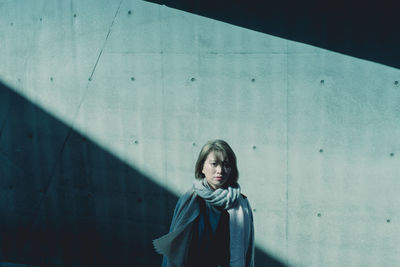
[[153, 140, 254, 267]]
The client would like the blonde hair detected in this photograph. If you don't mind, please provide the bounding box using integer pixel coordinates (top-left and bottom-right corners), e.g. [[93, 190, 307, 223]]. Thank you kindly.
[[194, 139, 239, 185]]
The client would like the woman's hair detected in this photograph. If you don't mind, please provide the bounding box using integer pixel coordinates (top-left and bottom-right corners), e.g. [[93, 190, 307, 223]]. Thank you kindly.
[[194, 139, 239, 185]]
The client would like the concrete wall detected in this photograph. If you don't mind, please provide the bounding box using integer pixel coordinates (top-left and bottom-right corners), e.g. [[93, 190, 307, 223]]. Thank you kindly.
[[1, 0, 399, 266]]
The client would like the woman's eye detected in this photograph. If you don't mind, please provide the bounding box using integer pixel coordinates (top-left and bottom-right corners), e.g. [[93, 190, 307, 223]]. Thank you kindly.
[[210, 162, 217, 166]]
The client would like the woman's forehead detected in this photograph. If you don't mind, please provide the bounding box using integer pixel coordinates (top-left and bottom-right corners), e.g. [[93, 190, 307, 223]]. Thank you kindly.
[[207, 150, 228, 161]]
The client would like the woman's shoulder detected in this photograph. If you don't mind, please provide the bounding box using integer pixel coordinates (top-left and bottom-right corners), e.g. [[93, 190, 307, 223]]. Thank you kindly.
[[175, 188, 197, 207], [238, 193, 252, 209], [180, 188, 195, 199]]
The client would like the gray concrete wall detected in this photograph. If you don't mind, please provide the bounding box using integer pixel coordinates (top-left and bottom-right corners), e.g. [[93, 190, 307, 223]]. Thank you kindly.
[[1, 0, 399, 266]]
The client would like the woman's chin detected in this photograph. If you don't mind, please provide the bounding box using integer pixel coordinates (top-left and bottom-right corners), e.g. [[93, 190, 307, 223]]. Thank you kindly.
[[214, 180, 227, 189]]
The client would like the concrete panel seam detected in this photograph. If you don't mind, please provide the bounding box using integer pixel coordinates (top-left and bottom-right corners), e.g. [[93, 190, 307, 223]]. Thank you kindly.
[[158, 5, 169, 190], [285, 39, 289, 266], [88, 0, 124, 81], [102, 51, 288, 55], [25, 0, 125, 241]]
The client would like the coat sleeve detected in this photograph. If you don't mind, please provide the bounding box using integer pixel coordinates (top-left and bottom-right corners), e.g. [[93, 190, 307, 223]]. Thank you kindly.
[[160, 190, 197, 267], [168, 190, 195, 231], [161, 193, 187, 267]]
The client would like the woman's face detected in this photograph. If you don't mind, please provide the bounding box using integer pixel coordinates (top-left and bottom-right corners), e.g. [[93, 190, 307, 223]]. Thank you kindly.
[[202, 151, 231, 190]]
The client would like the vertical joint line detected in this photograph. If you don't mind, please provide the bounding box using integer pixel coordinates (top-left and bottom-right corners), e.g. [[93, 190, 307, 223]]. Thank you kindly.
[[88, 0, 124, 81], [158, 5, 168, 190], [285, 40, 289, 265], [28, 0, 125, 234]]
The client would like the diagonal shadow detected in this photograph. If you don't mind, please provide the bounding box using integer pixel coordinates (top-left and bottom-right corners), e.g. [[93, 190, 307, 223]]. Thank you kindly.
[[0, 81, 285, 266], [146, 0, 400, 69]]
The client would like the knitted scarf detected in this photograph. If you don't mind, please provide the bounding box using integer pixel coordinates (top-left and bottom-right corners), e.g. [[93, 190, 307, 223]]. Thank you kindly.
[[193, 178, 241, 210], [153, 179, 241, 267]]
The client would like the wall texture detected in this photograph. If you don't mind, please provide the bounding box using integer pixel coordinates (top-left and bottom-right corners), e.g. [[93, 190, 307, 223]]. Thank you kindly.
[[0, 0, 399, 266]]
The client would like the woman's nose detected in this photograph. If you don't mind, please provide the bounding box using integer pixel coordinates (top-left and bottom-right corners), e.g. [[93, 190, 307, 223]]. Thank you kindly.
[[216, 165, 222, 173]]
